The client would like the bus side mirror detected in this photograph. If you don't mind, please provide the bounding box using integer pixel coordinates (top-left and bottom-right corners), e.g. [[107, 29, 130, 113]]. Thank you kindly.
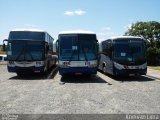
[[3, 43, 6, 51], [3, 39, 8, 51]]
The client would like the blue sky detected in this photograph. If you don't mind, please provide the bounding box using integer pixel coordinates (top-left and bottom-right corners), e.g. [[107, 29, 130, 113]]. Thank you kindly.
[[0, 0, 160, 44]]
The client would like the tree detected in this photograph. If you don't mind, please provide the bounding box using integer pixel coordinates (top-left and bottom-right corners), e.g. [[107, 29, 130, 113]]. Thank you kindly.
[[0, 46, 5, 54], [125, 21, 160, 66], [125, 21, 160, 45]]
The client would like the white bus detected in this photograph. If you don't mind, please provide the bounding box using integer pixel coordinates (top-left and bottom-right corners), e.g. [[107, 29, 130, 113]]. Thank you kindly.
[[3, 29, 57, 76], [57, 30, 99, 76], [98, 36, 147, 76]]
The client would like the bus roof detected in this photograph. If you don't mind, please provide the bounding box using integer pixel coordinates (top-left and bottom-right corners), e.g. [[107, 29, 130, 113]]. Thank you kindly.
[[109, 36, 143, 40], [59, 30, 95, 35], [11, 29, 46, 32], [99, 36, 144, 43]]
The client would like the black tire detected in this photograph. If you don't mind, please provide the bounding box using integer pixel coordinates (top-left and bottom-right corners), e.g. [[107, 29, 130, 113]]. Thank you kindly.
[[16, 72, 23, 76], [46, 61, 50, 72], [102, 66, 106, 74]]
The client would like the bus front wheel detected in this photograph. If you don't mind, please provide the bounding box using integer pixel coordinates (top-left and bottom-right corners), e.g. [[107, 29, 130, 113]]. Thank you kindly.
[[102, 66, 106, 74], [16, 72, 23, 76]]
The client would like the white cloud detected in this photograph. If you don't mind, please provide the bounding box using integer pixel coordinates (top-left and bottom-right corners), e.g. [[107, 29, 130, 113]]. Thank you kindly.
[[128, 24, 132, 29], [124, 24, 132, 30], [96, 32, 121, 42], [96, 27, 114, 42], [74, 10, 86, 16], [64, 11, 74, 16], [64, 10, 86, 16], [97, 32, 115, 36], [101, 27, 111, 31], [24, 24, 37, 28]]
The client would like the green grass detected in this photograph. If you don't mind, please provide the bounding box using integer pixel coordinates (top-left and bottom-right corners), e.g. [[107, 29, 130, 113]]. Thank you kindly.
[[148, 66, 160, 71]]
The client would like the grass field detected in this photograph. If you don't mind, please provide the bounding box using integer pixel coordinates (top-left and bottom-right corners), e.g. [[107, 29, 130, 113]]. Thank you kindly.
[[148, 66, 160, 71]]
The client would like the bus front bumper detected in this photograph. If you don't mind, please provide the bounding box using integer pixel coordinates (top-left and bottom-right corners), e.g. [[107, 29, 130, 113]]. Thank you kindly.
[[59, 67, 97, 75], [8, 66, 45, 73], [114, 68, 147, 76]]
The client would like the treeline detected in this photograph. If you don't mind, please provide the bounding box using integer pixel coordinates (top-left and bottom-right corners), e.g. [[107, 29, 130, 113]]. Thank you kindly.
[[125, 21, 160, 66], [0, 46, 5, 54]]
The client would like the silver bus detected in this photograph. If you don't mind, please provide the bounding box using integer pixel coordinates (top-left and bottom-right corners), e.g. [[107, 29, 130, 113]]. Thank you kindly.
[[3, 29, 57, 76], [98, 36, 147, 76]]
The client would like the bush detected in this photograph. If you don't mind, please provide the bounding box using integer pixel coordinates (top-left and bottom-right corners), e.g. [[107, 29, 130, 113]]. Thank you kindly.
[[147, 47, 160, 66]]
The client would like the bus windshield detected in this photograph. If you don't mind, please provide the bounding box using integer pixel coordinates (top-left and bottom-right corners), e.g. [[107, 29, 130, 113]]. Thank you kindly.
[[7, 41, 44, 61], [59, 34, 97, 61], [59, 35, 78, 61], [9, 31, 45, 40], [78, 34, 97, 61], [113, 39, 146, 64]]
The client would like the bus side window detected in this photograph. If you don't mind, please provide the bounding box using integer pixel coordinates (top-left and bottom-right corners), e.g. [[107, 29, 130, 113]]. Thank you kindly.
[[102, 41, 112, 58], [108, 41, 112, 58]]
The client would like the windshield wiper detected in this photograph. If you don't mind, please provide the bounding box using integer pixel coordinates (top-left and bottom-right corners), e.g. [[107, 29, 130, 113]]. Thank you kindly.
[[68, 50, 77, 63], [15, 48, 25, 61], [25, 49, 34, 61], [80, 44, 88, 61]]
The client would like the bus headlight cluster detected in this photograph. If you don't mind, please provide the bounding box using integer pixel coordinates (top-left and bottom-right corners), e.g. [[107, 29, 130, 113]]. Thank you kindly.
[[114, 62, 124, 70], [9, 61, 14, 65], [8, 61, 15, 67], [59, 62, 70, 68], [36, 61, 44, 67], [88, 64, 97, 68]]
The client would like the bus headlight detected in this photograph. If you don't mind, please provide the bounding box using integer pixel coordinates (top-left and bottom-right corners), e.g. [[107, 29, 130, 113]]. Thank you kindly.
[[9, 61, 14, 65], [88, 64, 97, 68], [59, 62, 70, 68], [8, 61, 15, 67]]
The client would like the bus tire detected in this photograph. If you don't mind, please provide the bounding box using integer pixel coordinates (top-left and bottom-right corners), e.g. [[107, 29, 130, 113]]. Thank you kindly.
[[47, 61, 50, 71], [102, 65, 106, 74], [55, 59, 57, 66], [16, 72, 23, 76]]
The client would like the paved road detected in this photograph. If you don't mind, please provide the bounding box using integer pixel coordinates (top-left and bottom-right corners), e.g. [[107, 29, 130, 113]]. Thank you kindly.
[[0, 65, 160, 114]]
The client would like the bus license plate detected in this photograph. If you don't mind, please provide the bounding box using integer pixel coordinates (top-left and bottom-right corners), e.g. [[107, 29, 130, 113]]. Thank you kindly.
[[75, 73, 82, 75], [129, 74, 135, 76]]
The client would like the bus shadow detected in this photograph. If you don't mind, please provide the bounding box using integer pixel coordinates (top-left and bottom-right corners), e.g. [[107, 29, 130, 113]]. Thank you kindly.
[[98, 69, 155, 82], [60, 75, 108, 84], [9, 66, 58, 80], [106, 74, 155, 82]]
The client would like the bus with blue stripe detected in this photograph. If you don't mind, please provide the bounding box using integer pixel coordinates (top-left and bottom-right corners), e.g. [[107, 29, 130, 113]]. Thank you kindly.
[[98, 36, 147, 76], [3, 29, 57, 76], [57, 31, 98, 76]]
